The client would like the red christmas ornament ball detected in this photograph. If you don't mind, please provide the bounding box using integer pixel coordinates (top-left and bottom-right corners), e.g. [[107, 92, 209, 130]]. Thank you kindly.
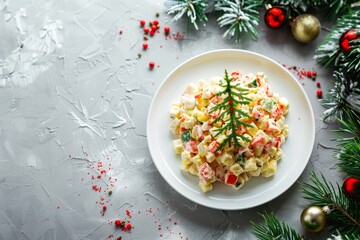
[[339, 29, 360, 53], [343, 177, 360, 201], [264, 7, 286, 29]]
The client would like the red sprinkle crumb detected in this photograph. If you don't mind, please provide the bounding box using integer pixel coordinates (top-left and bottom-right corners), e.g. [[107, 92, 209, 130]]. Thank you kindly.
[[140, 20, 145, 26], [149, 30, 155, 36], [164, 26, 170, 34], [119, 30, 123, 35], [143, 27, 149, 34], [317, 89, 323, 98], [316, 82, 321, 88], [153, 19, 159, 26], [103, 205, 107, 211], [142, 42, 148, 50], [149, 61, 155, 69], [126, 209, 131, 217]]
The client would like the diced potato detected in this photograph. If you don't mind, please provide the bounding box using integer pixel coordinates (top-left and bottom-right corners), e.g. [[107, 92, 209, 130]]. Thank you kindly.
[[244, 157, 257, 172], [248, 168, 261, 177], [199, 181, 213, 192], [247, 122, 258, 136], [230, 163, 243, 176], [181, 151, 191, 163], [173, 139, 183, 155], [188, 164, 199, 175], [205, 152, 216, 163], [169, 118, 180, 135], [197, 141, 208, 157], [217, 152, 233, 166], [190, 155, 205, 167], [274, 149, 283, 161], [261, 160, 277, 177], [182, 116, 196, 129], [180, 160, 191, 171]]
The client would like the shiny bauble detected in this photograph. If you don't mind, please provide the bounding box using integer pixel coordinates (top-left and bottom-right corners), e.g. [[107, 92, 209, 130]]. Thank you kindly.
[[339, 30, 360, 53], [264, 7, 286, 29], [343, 177, 360, 201], [291, 14, 321, 43], [300, 206, 327, 232]]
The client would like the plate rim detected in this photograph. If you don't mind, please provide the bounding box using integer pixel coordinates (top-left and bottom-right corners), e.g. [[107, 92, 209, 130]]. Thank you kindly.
[[146, 49, 315, 210]]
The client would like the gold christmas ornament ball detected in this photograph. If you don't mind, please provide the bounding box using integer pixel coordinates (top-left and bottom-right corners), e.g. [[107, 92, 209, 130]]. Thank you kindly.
[[291, 14, 321, 43], [300, 206, 327, 233]]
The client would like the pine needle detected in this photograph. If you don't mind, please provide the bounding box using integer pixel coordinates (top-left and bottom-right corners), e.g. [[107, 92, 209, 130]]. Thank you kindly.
[[251, 212, 303, 240], [215, 0, 262, 42]]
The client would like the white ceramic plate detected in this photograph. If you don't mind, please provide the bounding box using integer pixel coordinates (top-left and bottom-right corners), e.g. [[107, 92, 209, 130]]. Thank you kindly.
[[147, 49, 315, 210]]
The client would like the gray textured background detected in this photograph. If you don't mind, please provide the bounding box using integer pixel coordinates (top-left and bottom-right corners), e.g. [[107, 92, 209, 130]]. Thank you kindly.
[[0, 0, 341, 239]]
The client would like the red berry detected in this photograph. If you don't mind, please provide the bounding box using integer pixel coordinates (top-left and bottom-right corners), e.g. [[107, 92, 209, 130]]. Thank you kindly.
[[149, 30, 155, 36], [306, 71, 312, 78], [164, 26, 170, 34], [151, 25, 158, 31], [153, 20, 159, 26], [115, 220, 121, 227], [316, 89, 322, 98], [140, 20, 145, 26], [103, 205, 107, 211], [142, 42, 148, 50], [126, 223, 132, 230], [143, 27, 149, 34], [149, 61, 155, 69]]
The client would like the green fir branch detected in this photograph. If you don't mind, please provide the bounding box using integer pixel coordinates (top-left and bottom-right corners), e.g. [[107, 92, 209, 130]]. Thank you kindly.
[[324, 0, 359, 20], [336, 110, 360, 143], [209, 69, 251, 151], [322, 70, 360, 122], [299, 172, 360, 236], [338, 140, 360, 179], [328, 230, 360, 240], [314, 10, 360, 67], [251, 212, 303, 240], [215, 0, 262, 42], [166, 0, 208, 30]]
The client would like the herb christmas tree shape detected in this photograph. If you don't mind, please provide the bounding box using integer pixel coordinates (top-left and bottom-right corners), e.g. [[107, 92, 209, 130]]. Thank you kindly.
[[209, 69, 252, 151]]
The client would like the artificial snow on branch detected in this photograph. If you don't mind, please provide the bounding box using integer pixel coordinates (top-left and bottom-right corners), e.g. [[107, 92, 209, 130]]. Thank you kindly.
[[215, 0, 262, 42]]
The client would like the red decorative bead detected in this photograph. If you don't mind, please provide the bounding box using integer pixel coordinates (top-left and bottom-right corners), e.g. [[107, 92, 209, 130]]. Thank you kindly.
[[153, 19, 159, 26], [115, 220, 121, 227], [140, 20, 145, 27], [164, 26, 170, 34], [149, 61, 155, 69], [316, 89, 322, 98], [149, 30, 155, 36], [306, 71, 312, 78], [142, 42, 148, 50], [103, 205, 107, 211], [343, 177, 360, 201], [143, 27, 149, 34], [264, 7, 286, 29], [339, 29, 360, 53]]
